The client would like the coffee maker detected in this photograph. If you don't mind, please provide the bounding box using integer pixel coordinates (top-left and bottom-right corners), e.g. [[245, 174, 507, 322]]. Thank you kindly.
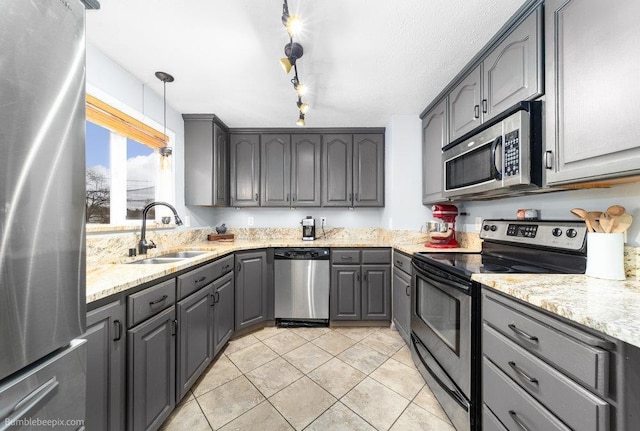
[[301, 216, 316, 241], [426, 204, 460, 248]]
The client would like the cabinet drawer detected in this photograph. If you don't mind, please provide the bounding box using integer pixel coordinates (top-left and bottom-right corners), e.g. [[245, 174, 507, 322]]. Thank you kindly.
[[482, 405, 508, 431], [127, 279, 176, 327], [483, 358, 571, 431], [362, 248, 391, 264], [482, 290, 609, 393], [211, 254, 234, 278], [177, 260, 218, 299], [483, 323, 610, 431], [331, 249, 361, 264], [393, 251, 412, 274]]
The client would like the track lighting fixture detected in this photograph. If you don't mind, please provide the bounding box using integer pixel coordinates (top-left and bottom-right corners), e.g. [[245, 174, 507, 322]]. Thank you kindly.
[[280, 0, 309, 126]]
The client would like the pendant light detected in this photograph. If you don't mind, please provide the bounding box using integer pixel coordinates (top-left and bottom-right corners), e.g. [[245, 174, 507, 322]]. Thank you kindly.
[[155, 71, 174, 169]]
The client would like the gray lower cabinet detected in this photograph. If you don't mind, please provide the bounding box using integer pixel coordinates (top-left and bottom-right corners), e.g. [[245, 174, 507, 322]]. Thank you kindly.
[[322, 133, 384, 207], [128, 306, 176, 431], [230, 133, 260, 206], [421, 98, 448, 204], [330, 248, 390, 321], [183, 114, 229, 207], [482, 288, 612, 431], [85, 299, 126, 431], [544, 0, 640, 185], [392, 258, 411, 343], [235, 250, 268, 330], [176, 285, 213, 401], [212, 271, 235, 356]]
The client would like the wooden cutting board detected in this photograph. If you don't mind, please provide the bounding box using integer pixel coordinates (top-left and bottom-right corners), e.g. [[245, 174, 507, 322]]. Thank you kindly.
[[207, 233, 235, 242]]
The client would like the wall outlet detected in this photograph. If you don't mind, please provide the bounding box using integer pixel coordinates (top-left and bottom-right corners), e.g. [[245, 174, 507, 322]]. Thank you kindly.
[[321, 217, 326, 225], [247, 216, 254, 226]]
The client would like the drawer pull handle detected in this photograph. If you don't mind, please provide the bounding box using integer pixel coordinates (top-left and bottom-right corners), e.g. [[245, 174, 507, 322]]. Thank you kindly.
[[149, 295, 168, 306], [406, 285, 410, 296], [508, 361, 538, 384], [396, 260, 403, 267], [195, 276, 206, 284], [508, 324, 538, 342], [214, 291, 220, 303], [509, 410, 531, 431], [340, 256, 353, 260]]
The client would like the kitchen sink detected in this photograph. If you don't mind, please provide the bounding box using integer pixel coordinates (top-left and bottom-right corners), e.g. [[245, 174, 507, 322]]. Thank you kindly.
[[157, 251, 206, 259], [129, 257, 186, 265]]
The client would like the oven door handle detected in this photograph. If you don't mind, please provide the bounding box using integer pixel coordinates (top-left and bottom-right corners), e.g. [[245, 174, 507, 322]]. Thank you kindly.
[[411, 335, 470, 412], [412, 261, 471, 294]]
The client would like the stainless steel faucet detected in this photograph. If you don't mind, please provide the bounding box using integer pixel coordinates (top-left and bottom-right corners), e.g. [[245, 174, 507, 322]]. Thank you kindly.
[[138, 201, 183, 254]]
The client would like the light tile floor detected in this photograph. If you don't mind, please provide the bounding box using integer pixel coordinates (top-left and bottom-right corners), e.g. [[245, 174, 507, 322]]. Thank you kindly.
[[160, 326, 455, 431]]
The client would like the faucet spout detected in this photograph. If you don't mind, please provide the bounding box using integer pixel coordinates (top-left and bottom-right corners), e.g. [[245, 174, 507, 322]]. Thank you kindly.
[[138, 201, 183, 254]]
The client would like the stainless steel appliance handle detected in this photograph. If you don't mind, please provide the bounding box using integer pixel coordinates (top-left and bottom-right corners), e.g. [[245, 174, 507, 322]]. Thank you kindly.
[[411, 261, 471, 294], [411, 335, 469, 411], [509, 410, 532, 431], [489, 136, 502, 180], [0, 377, 59, 431]]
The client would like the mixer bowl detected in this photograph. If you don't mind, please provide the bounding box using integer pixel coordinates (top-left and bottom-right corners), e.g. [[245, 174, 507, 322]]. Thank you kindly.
[[425, 221, 454, 241]]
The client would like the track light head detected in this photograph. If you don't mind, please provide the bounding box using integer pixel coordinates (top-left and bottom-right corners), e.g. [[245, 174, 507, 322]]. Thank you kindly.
[[280, 42, 303, 73], [297, 99, 309, 114], [296, 113, 305, 127]]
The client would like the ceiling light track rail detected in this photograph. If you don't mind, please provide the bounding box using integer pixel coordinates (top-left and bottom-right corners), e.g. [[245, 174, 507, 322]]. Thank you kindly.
[[279, 0, 308, 126]]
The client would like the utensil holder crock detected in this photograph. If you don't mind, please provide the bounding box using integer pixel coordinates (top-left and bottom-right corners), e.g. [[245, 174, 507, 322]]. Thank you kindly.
[[585, 232, 625, 280]]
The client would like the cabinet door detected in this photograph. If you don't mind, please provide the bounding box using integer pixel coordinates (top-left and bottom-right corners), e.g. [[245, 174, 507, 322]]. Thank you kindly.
[[213, 123, 229, 206], [230, 134, 260, 206], [322, 134, 353, 207], [85, 300, 126, 431], [353, 134, 384, 207], [183, 115, 214, 206], [128, 307, 176, 431], [330, 265, 361, 320], [260, 134, 291, 207], [449, 65, 482, 142], [235, 251, 268, 330], [212, 272, 235, 357], [291, 134, 321, 206], [544, 0, 640, 185], [361, 265, 391, 320], [422, 99, 448, 205], [392, 267, 411, 344], [482, 7, 543, 121], [176, 286, 213, 401]]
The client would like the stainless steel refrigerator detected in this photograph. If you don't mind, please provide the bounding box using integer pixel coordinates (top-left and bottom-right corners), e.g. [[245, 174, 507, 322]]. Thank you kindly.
[[0, 0, 88, 429]]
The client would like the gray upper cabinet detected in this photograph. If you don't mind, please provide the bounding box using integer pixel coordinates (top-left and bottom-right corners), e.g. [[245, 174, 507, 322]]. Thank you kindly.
[[322, 134, 353, 207], [235, 250, 268, 330], [260, 134, 291, 207], [422, 98, 448, 204], [544, 0, 640, 185], [230, 134, 260, 206], [449, 65, 482, 142], [183, 114, 229, 207], [291, 134, 321, 206], [323, 133, 384, 207], [353, 134, 384, 207], [447, 5, 542, 143], [85, 300, 126, 431]]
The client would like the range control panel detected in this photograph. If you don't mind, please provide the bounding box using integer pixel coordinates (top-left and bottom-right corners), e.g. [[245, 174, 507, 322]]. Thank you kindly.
[[480, 220, 587, 251]]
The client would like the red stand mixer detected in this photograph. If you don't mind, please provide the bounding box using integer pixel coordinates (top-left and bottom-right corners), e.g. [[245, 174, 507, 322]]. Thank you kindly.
[[426, 204, 460, 248]]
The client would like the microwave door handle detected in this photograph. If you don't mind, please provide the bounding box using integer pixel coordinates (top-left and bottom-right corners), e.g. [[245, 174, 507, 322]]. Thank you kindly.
[[489, 136, 503, 180]]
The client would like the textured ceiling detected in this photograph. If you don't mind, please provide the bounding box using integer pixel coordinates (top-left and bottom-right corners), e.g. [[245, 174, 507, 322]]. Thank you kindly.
[[86, 0, 527, 128]]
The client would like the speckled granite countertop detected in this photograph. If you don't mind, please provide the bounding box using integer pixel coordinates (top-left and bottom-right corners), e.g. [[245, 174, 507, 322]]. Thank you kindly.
[[474, 273, 640, 349], [87, 239, 478, 304]]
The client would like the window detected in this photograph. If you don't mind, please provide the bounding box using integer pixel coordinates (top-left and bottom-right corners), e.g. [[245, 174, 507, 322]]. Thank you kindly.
[[85, 94, 174, 225]]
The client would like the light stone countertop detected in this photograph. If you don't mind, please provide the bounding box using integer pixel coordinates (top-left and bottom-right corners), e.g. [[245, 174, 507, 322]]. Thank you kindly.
[[87, 239, 478, 304], [474, 273, 640, 349]]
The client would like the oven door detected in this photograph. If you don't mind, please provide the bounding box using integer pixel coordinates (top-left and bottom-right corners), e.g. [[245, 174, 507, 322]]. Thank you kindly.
[[411, 259, 472, 397]]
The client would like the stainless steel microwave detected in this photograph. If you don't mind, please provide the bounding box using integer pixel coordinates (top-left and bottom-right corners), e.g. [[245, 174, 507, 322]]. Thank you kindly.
[[442, 101, 543, 200]]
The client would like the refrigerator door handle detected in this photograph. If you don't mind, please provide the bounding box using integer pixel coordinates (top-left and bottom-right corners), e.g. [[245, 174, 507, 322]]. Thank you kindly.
[[0, 377, 59, 431]]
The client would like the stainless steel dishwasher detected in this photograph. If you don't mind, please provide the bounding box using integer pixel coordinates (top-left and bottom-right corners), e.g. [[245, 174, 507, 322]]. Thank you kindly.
[[274, 248, 330, 326]]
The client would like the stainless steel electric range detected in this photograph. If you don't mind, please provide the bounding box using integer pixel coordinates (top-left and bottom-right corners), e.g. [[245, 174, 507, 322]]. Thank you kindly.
[[410, 219, 588, 431]]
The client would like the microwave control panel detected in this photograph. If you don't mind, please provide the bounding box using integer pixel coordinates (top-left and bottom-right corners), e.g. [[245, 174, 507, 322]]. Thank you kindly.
[[503, 129, 520, 177]]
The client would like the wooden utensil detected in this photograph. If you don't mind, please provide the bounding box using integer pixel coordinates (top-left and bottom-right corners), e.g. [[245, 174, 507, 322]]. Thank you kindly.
[[612, 212, 633, 233], [603, 205, 626, 233], [570, 208, 592, 232], [599, 212, 613, 234], [587, 211, 604, 233]]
